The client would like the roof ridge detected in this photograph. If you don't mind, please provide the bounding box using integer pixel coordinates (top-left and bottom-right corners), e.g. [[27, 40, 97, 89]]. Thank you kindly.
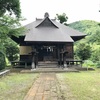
[[35, 17, 59, 28]]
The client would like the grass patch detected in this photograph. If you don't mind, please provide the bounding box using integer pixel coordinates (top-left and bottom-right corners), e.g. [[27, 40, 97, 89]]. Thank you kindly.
[[0, 73, 39, 100], [57, 70, 100, 100]]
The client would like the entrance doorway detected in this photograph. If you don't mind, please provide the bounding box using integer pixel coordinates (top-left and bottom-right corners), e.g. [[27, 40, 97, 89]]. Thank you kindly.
[[38, 46, 57, 61]]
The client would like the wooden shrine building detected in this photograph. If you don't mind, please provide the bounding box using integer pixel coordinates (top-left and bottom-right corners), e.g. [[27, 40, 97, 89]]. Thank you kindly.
[[11, 13, 86, 68]]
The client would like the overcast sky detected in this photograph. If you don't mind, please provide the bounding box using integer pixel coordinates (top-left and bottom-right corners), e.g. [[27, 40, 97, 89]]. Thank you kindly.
[[20, 0, 100, 25]]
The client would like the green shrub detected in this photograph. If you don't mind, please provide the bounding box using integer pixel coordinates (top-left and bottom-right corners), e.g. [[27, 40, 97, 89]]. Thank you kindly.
[[4, 40, 19, 61], [96, 61, 100, 68], [0, 52, 6, 70], [75, 43, 91, 60], [83, 60, 96, 68], [90, 47, 100, 68]]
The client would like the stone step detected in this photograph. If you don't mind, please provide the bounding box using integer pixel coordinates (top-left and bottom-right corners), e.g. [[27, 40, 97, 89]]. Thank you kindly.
[[38, 61, 58, 68], [38, 65, 57, 68], [38, 61, 58, 64]]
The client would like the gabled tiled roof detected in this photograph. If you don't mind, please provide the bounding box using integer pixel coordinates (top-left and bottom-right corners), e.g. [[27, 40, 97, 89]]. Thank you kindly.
[[24, 13, 86, 43], [24, 27, 74, 42]]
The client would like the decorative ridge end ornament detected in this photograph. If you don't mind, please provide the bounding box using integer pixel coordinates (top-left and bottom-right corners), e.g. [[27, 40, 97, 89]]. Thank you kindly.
[[44, 12, 49, 18]]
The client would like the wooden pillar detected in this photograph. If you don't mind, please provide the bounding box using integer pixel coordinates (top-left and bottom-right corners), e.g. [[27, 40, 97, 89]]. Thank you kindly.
[[57, 45, 64, 67], [72, 43, 74, 59], [35, 45, 39, 66], [31, 55, 35, 69], [31, 46, 37, 69], [57, 46, 60, 60], [61, 44, 68, 68], [57, 45, 61, 66]]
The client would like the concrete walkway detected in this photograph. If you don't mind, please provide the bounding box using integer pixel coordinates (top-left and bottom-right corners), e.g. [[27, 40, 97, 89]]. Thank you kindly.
[[24, 73, 64, 100]]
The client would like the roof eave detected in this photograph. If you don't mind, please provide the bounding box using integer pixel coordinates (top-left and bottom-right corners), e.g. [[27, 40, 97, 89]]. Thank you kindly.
[[71, 35, 86, 41]]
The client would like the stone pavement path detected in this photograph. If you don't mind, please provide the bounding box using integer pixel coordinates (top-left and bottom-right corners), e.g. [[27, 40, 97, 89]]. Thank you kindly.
[[24, 73, 64, 100]]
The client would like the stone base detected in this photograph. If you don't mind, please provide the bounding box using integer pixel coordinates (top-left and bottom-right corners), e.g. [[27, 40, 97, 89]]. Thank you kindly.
[[64, 68, 68, 70], [31, 69, 36, 71]]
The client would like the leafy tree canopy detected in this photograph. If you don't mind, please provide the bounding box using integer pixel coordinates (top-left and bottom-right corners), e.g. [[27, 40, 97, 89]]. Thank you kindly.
[[69, 20, 100, 44], [0, 15, 24, 69], [0, 0, 21, 18], [75, 43, 91, 60], [0, 15, 24, 41], [56, 13, 68, 24], [0, 0, 22, 69], [4, 38, 19, 61], [69, 20, 100, 65]]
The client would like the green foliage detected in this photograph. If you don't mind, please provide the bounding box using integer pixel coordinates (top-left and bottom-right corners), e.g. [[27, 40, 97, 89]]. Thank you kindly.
[[91, 47, 100, 62], [0, 41, 6, 70], [89, 32, 100, 44], [75, 43, 91, 60], [0, 15, 24, 38], [0, 0, 23, 69], [0, 15, 24, 69], [4, 39, 19, 61], [96, 61, 100, 68], [91, 46, 100, 68], [0, 0, 21, 18], [83, 60, 96, 68], [56, 13, 68, 24], [0, 52, 6, 70], [69, 20, 100, 44], [69, 20, 100, 67]]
